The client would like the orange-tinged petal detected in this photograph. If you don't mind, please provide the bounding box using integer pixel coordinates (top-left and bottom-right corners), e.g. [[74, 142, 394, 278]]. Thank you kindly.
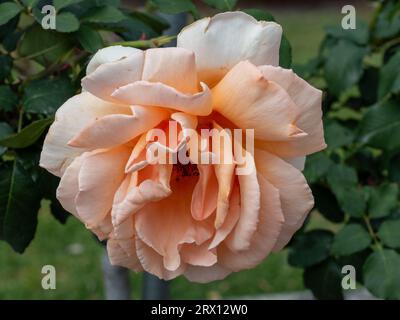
[[107, 238, 143, 272], [212, 61, 305, 141], [218, 174, 284, 271], [111, 81, 212, 116], [254, 148, 314, 251], [257, 65, 326, 157], [191, 164, 218, 221], [181, 241, 217, 267], [184, 264, 231, 283], [75, 146, 131, 227]]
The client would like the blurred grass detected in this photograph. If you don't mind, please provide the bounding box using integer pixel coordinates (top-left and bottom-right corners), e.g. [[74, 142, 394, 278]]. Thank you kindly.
[[0, 5, 372, 299]]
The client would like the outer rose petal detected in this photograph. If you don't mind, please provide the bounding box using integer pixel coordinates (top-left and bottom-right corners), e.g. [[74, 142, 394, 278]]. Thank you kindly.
[[181, 241, 217, 267], [82, 49, 144, 102], [224, 151, 260, 252], [112, 81, 212, 116], [75, 146, 131, 227], [107, 238, 143, 272], [184, 264, 231, 283], [177, 11, 282, 86], [68, 105, 170, 149], [39, 92, 129, 177], [254, 148, 314, 251], [212, 61, 305, 141], [218, 175, 284, 271], [86, 45, 141, 75], [142, 48, 198, 94], [257, 65, 326, 157], [136, 238, 186, 280]]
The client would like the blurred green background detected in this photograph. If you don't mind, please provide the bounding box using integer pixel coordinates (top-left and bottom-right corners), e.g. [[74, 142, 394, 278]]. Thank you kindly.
[[0, 1, 373, 299]]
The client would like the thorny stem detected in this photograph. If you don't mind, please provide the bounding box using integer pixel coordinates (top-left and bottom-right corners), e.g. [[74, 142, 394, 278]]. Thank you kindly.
[[111, 35, 177, 49], [363, 215, 383, 251]]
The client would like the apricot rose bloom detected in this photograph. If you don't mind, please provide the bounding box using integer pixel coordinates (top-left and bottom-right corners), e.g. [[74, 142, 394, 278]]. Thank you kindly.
[[39, 12, 326, 282]]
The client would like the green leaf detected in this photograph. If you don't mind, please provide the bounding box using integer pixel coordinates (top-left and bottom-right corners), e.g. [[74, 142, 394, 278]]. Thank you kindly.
[[331, 224, 371, 256], [378, 51, 400, 99], [358, 99, 400, 151], [325, 120, 354, 149], [378, 219, 400, 249], [21, 0, 38, 8], [325, 20, 369, 45], [0, 55, 12, 81], [19, 25, 72, 64], [23, 77, 75, 115], [243, 8, 275, 21], [0, 160, 41, 252], [304, 259, 344, 300], [337, 249, 371, 283], [0, 85, 18, 112], [56, 12, 80, 33], [311, 185, 345, 223], [327, 164, 366, 218], [279, 35, 292, 68], [0, 118, 53, 149], [324, 40, 368, 96], [304, 152, 333, 183], [0, 122, 13, 155], [288, 230, 333, 268], [0, 2, 22, 26], [202, 0, 237, 10], [151, 0, 198, 17], [39, 170, 69, 224], [363, 249, 400, 299], [368, 183, 399, 219], [82, 5, 126, 24], [2, 30, 22, 52], [76, 25, 103, 53], [389, 153, 400, 183], [373, 0, 400, 40], [53, 0, 83, 11]]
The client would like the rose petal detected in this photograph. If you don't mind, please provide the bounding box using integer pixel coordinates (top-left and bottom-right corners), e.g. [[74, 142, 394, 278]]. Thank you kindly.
[[68, 105, 169, 149], [257, 65, 326, 157], [107, 238, 143, 272], [40, 92, 128, 177], [184, 264, 231, 283], [181, 241, 217, 267], [218, 174, 284, 271], [177, 11, 282, 86], [254, 148, 314, 251], [212, 61, 305, 141], [75, 146, 131, 227], [112, 81, 212, 116]]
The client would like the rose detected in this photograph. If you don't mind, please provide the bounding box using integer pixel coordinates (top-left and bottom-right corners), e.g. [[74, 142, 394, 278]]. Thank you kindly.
[[40, 12, 325, 282]]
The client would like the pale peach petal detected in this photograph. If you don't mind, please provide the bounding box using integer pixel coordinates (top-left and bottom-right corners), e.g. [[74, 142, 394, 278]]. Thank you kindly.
[[218, 175, 284, 271], [111, 81, 212, 116], [257, 65, 326, 157], [181, 241, 217, 267], [107, 238, 143, 272], [68, 105, 169, 149], [111, 164, 172, 226], [191, 164, 218, 221], [142, 48, 198, 94], [177, 11, 282, 86], [208, 184, 240, 249], [39, 92, 128, 177], [56, 154, 85, 218], [212, 123, 235, 228], [254, 148, 314, 251], [82, 49, 144, 102], [86, 46, 141, 75], [224, 151, 260, 252], [284, 156, 306, 171], [135, 173, 213, 272], [75, 146, 131, 227], [136, 238, 186, 280], [89, 214, 113, 241], [184, 264, 231, 283], [212, 61, 305, 141]]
